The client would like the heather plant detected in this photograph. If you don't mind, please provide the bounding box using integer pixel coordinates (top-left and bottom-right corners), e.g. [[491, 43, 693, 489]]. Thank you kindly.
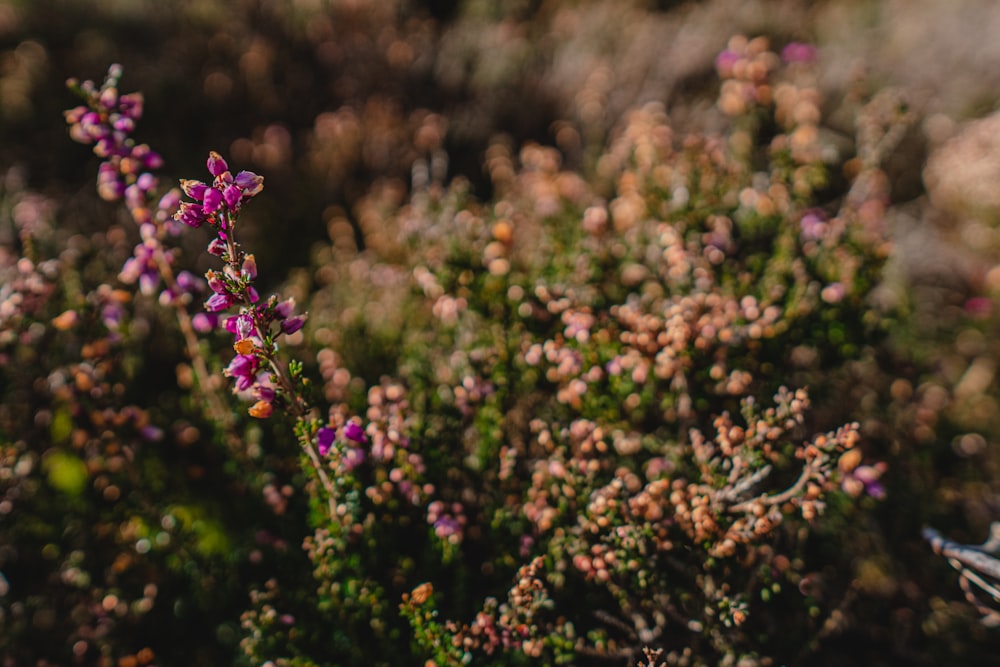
[[0, 162, 245, 664], [237, 36, 892, 665], [30, 25, 997, 667], [5, 0, 1000, 662], [0, 63, 321, 666]]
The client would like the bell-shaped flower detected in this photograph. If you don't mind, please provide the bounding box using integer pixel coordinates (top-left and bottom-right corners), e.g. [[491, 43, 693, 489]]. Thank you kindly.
[[343, 422, 367, 444], [206, 151, 229, 177], [317, 427, 336, 456], [202, 187, 224, 214]]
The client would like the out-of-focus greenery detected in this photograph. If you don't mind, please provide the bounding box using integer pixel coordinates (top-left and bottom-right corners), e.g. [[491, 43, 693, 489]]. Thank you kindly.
[[4, 0, 1000, 665]]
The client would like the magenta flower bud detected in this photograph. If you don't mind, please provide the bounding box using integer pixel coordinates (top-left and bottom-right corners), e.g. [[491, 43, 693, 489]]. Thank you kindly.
[[781, 42, 818, 64], [81, 111, 102, 134], [207, 237, 227, 257], [138, 222, 157, 240], [205, 292, 232, 312], [203, 187, 224, 214], [191, 312, 218, 333], [237, 315, 254, 339], [715, 49, 740, 77], [139, 271, 158, 295], [205, 270, 226, 294], [248, 286, 260, 303], [99, 86, 118, 109], [181, 179, 208, 200], [253, 384, 276, 402], [65, 105, 86, 124], [136, 172, 157, 192], [158, 189, 181, 213], [118, 92, 144, 119], [236, 374, 255, 392], [136, 146, 163, 170], [176, 270, 202, 293], [280, 315, 306, 335], [94, 137, 114, 158], [241, 254, 257, 280], [343, 422, 367, 443], [175, 202, 205, 228], [317, 427, 336, 456], [234, 170, 264, 197], [125, 184, 144, 210], [226, 354, 255, 378], [275, 298, 295, 319], [206, 151, 229, 177], [223, 184, 243, 210], [113, 117, 135, 133], [140, 425, 164, 442]]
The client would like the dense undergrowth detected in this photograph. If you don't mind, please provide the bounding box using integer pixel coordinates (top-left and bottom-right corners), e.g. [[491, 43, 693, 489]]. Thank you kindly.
[[3, 1, 1000, 666]]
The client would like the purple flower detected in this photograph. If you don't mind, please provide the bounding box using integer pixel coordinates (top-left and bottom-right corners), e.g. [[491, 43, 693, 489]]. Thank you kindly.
[[317, 427, 336, 456], [132, 144, 163, 170], [226, 354, 256, 379], [799, 209, 828, 242], [175, 270, 200, 292], [241, 254, 257, 280], [234, 170, 264, 197], [205, 292, 232, 312], [342, 447, 365, 470], [781, 42, 818, 64], [181, 179, 209, 201], [280, 315, 306, 335], [207, 151, 229, 177], [343, 422, 367, 443], [176, 202, 206, 228], [207, 237, 227, 257], [225, 313, 255, 340], [140, 425, 164, 442], [842, 464, 886, 500], [715, 49, 741, 76], [223, 184, 243, 210], [202, 187, 224, 214], [191, 312, 219, 333], [117, 92, 144, 119], [205, 269, 227, 294], [275, 298, 296, 319]]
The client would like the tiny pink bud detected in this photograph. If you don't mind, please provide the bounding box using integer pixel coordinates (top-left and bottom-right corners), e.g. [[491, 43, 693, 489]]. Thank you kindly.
[[202, 187, 224, 214], [241, 254, 257, 280], [206, 151, 229, 177]]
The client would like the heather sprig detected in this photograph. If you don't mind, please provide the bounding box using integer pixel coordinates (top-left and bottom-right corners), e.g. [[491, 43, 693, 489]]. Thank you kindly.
[[172, 149, 366, 520], [64, 66, 237, 437]]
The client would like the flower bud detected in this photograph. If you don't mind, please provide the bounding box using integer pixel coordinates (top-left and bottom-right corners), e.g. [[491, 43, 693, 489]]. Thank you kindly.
[[206, 151, 229, 177], [241, 254, 257, 280], [248, 400, 273, 419]]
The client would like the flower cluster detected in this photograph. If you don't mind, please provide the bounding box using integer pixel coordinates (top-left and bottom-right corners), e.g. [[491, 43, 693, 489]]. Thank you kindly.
[[173, 151, 309, 419], [401, 557, 567, 664], [65, 66, 190, 302], [296, 36, 892, 665]]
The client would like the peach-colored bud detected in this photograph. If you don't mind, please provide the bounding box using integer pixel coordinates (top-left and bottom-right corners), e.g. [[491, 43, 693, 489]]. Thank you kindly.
[[52, 310, 79, 331], [248, 400, 273, 419], [410, 582, 433, 605]]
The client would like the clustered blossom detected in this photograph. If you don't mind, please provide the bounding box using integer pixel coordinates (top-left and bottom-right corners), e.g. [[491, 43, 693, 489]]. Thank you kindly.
[[402, 557, 561, 662], [174, 151, 310, 419], [65, 66, 202, 311], [354, 35, 890, 664]]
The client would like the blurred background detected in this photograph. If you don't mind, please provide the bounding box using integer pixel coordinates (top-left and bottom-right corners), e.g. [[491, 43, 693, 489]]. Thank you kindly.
[[5, 0, 1000, 664]]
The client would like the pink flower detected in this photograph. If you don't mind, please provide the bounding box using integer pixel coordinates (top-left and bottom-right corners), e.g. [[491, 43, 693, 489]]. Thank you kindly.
[[317, 427, 336, 456], [343, 422, 367, 443]]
